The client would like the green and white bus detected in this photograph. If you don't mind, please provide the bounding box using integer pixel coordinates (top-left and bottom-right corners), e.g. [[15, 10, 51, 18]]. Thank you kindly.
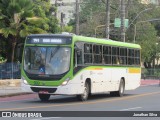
[[21, 34, 141, 101]]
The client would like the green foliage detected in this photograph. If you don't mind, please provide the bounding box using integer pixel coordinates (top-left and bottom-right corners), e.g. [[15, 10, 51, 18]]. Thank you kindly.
[[126, 2, 160, 66], [77, 0, 160, 67], [62, 26, 73, 33], [0, 56, 6, 63], [32, 0, 60, 33], [80, 0, 105, 22], [0, 0, 44, 38], [78, 0, 106, 36], [0, 0, 59, 62]]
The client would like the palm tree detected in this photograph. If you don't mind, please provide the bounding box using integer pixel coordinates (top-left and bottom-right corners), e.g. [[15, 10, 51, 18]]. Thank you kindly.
[[0, 0, 46, 62]]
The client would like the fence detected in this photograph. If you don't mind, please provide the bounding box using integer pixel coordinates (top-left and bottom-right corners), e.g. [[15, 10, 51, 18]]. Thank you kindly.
[[0, 63, 21, 80], [0, 64, 159, 80], [142, 68, 160, 80]]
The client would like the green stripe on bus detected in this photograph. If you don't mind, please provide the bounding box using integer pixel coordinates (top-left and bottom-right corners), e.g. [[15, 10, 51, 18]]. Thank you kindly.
[[73, 35, 141, 49]]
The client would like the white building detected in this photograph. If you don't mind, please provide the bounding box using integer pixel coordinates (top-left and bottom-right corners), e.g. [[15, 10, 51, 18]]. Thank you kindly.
[[50, 0, 76, 25], [141, 0, 159, 4]]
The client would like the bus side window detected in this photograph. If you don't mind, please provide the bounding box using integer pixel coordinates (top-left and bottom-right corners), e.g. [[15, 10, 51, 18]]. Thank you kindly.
[[135, 50, 140, 65], [112, 47, 119, 65], [128, 49, 131, 65], [74, 50, 82, 67], [84, 44, 92, 64], [93, 45, 102, 64], [77, 50, 82, 64], [120, 48, 127, 65], [128, 49, 134, 65], [103, 46, 111, 64], [74, 42, 84, 67]]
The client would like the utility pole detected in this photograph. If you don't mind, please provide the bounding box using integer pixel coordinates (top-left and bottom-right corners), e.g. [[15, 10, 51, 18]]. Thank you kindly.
[[61, 12, 65, 31], [120, 0, 125, 42], [55, 0, 57, 18], [106, 0, 110, 39], [76, 0, 79, 35]]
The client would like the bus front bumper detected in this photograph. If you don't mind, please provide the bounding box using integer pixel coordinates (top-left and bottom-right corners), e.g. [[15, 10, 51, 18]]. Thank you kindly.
[[21, 81, 84, 95]]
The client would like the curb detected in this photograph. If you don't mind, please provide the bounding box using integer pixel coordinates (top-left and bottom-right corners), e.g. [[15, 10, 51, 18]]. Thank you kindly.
[[0, 92, 32, 98]]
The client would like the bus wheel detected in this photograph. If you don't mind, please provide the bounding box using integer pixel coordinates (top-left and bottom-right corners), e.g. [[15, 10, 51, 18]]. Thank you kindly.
[[77, 82, 89, 101], [110, 79, 125, 97], [110, 91, 116, 96], [38, 94, 50, 101]]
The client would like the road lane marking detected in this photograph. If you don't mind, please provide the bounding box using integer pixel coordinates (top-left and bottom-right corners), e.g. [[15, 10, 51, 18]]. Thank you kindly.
[[120, 107, 142, 111], [0, 91, 160, 111]]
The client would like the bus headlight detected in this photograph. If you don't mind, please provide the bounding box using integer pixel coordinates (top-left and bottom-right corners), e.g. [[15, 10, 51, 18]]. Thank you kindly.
[[61, 78, 70, 86], [22, 76, 28, 85]]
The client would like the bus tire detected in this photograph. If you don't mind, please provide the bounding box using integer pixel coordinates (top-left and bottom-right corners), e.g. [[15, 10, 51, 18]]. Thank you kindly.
[[77, 82, 89, 101], [110, 79, 125, 97], [38, 94, 50, 101], [110, 91, 116, 96]]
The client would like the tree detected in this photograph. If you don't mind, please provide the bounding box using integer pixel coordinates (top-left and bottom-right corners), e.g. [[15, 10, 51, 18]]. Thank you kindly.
[[74, 0, 160, 69], [78, 0, 106, 36], [70, 0, 120, 37], [0, 0, 51, 62], [126, 1, 160, 68], [136, 22, 157, 68], [32, 0, 60, 33], [32, 0, 74, 34]]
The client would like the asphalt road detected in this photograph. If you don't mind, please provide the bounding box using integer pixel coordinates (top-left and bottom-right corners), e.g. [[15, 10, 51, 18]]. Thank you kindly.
[[0, 84, 160, 120]]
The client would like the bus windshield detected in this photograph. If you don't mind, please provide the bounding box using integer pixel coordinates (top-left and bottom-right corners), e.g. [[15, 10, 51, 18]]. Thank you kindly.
[[24, 46, 71, 75]]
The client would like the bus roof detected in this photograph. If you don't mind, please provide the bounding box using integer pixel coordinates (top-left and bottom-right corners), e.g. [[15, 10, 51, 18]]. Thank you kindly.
[[27, 34, 141, 49], [73, 35, 141, 49], [28, 34, 73, 38]]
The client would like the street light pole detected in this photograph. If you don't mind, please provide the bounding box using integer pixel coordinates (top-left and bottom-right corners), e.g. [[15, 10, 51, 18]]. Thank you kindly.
[[127, 8, 152, 30], [134, 18, 160, 43], [95, 23, 114, 38], [95, 25, 106, 37]]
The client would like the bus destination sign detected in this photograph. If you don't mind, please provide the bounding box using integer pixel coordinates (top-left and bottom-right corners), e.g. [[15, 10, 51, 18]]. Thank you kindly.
[[26, 37, 72, 44]]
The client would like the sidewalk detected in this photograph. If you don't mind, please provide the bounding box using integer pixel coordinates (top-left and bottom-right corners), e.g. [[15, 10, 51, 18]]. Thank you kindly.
[[0, 79, 30, 97], [0, 79, 159, 97], [141, 79, 160, 86], [0, 86, 23, 97]]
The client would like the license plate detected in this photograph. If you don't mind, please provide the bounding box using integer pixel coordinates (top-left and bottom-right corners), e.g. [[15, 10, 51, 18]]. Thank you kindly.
[[39, 91, 49, 94]]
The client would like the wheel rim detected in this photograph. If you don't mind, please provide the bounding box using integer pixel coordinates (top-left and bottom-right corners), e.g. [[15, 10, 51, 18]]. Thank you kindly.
[[82, 87, 87, 98], [82, 85, 88, 100]]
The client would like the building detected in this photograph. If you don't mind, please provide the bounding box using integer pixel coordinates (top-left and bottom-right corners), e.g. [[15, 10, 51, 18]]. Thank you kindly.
[[141, 0, 159, 4], [50, 0, 76, 25]]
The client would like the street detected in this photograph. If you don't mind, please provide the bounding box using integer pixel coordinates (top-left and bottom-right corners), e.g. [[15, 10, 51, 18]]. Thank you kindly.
[[0, 84, 160, 111]]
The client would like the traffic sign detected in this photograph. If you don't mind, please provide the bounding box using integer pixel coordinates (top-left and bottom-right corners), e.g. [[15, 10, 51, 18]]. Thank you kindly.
[[114, 18, 129, 28]]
